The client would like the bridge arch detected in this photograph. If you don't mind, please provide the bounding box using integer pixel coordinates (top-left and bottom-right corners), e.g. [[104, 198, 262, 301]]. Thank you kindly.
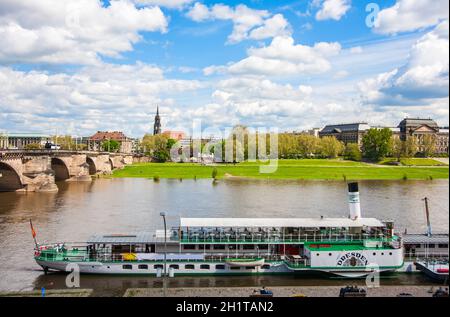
[[51, 158, 70, 181], [86, 157, 97, 175], [0, 162, 23, 191]]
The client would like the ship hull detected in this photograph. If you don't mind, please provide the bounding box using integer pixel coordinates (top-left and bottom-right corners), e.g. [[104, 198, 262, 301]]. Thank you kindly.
[[36, 259, 398, 277]]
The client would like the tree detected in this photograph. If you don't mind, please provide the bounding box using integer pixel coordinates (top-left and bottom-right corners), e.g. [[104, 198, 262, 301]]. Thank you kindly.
[[141, 134, 176, 162], [404, 137, 418, 158], [343, 143, 362, 161], [24, 143, 42, 150], [298, 134, 318, 158], [101, 140, 120, 152], [318, 136, 344, 158], [391, 137, 403, 161], [361, 128, 393, 161], [422, 134, 436, 157]]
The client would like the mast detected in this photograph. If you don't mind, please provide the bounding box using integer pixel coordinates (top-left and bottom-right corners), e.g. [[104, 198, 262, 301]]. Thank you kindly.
[[423, 197, 432, 237]]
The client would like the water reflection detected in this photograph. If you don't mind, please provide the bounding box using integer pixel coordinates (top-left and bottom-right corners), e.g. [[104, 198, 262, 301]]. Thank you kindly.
[[0, 178, 448, 294]]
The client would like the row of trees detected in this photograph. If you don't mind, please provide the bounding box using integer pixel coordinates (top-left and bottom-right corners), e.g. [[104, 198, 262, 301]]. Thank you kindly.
[[141, 134, 177, 162], [362, 128, 438, 161], [139, 127, 439, 163]]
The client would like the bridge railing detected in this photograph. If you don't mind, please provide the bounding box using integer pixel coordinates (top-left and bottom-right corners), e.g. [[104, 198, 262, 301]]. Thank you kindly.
[[0, 149, 133, 156]]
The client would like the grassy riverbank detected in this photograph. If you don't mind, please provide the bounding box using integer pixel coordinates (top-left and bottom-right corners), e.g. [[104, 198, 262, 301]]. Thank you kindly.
[[112, 159, 449, 181]]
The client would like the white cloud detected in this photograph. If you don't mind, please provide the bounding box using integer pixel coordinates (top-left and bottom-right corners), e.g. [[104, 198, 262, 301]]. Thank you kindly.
[[0, 62, 203, 136], [349, 46, 363, 54], [373, 0, 449, 34], [249, 14, 292, 40], [0, 0, 168, 65], [315, 0, 351, 21], [186, 3, 291, 43], [186, 2, 210, 21], [133, 0, 194, 9], [205, 36, 341, 77], [359, 21, 449, 106]]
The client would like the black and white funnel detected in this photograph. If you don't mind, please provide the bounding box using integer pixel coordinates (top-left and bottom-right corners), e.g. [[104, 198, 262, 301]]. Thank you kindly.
[[348, 182, 361, 220]]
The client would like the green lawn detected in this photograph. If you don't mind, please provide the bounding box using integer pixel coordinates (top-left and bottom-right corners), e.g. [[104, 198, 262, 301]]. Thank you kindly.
[[112, 159, 449, 181], [379, 158, 448, 166]]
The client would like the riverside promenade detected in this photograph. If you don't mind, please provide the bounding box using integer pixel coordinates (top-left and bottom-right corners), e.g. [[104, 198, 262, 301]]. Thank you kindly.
[[123, 285, 446, 297]]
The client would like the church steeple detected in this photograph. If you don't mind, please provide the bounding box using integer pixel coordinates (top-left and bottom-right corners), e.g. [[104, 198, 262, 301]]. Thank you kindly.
[[153, 106, 161, 135]]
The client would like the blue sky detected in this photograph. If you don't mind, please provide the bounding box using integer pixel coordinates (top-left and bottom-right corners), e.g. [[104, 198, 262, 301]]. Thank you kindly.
[[0, 0, 448, 137]]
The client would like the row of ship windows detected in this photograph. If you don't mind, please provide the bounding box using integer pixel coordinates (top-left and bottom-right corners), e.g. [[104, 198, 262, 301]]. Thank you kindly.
[[317, 252, 393, 256], [183, 245, 269, 250], [117, 264, 272, 271], [407, 244, 448, 249]]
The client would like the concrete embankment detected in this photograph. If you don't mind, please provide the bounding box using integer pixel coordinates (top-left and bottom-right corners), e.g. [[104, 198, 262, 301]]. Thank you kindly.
[[0, 286, 445, 297], [0, 289, 93, 297], [123, 285, 444, 297]]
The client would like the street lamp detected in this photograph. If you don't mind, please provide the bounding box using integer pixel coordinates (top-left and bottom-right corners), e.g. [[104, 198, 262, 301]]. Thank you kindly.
[[160, 211, 167, 297]]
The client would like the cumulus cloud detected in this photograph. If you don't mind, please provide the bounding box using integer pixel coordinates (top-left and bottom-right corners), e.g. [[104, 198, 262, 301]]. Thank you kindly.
[[0, 0, 168, 65], [205, 36, 341, 77], [186, 3, 291, 43], [315, 0, 351, 21], [211, 77, 313, 120], [359, 21, 449, 106], [0, 62, 203, 136], [373, 0, 448, 34], [133, 0, 194, 9]]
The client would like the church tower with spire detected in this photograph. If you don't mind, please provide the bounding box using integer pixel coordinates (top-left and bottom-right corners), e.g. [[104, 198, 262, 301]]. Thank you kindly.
[[153, 106, 161, 135]]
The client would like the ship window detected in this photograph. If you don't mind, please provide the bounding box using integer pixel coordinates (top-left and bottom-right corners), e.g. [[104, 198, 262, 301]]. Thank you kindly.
[[328, 253, 332, 256], [389, 252, 393, 256], [203, 245, 211, 250], [213, 245, 225, 250], [438, 244, 448, 248], [154, 264, 163, 269], [230, 266, 241, 270], [169, 264, 179, 269], [373, 253, 376, 256], [245, 266, 256, 270], [428, 244, 435, 248], [259, 244, 268, 250], [216, 264, 226, 270], [316, 254, 320, 256], [200, 264, 210, 270], [184, 244, 196, 250], [262, 264, 271, 269], [381, 253, 384, 255], [138, 264, 148, 270], [243, 245, 254, 250], [122, 264, 132, 270], [185, 264, 195, 270]]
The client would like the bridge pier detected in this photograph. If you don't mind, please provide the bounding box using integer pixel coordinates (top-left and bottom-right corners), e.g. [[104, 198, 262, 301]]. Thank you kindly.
[[0, 156, 58, 192]]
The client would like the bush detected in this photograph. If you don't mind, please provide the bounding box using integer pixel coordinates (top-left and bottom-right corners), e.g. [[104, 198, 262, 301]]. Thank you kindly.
[[212, 168, 218, 179], [343, 143, 362, 161]]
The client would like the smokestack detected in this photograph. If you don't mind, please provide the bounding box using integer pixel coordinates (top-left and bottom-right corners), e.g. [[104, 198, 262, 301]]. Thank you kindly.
[[348, 182, 361, 220]]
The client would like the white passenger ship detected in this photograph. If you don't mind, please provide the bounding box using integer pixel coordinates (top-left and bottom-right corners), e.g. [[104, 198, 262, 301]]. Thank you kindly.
[[34, 182, 405, 278]]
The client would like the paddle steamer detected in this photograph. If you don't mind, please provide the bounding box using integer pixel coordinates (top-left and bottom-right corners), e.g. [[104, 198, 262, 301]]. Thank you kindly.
[[34, 182, 405, 278]]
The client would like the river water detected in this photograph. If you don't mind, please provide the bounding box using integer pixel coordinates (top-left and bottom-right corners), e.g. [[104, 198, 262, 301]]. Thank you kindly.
[[0, 178, 448, 296]]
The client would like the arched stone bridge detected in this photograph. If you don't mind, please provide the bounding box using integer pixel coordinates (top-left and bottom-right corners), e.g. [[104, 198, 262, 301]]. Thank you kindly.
[[0, 150, 133, 192]]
